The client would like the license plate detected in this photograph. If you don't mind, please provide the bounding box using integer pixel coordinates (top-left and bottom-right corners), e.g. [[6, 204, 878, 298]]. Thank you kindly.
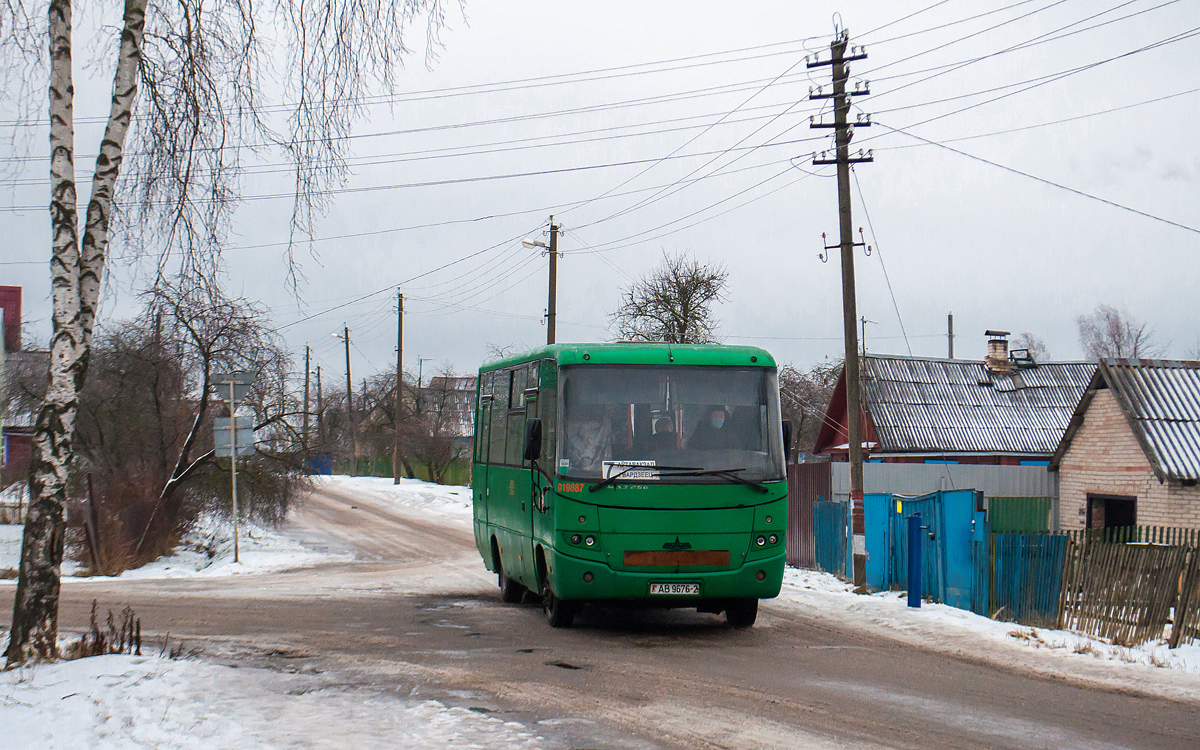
[[650, 582, 699, 596]]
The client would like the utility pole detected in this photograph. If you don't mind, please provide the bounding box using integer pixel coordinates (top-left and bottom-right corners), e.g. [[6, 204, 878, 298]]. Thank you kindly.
[[860, 316, 875, 359], [948, 313, 955, 358], [418, 357, 432, 389], [336, 324, 356, 466], [810, 29, 872, 591], [394, 289, 404, 485], [547, 217, 559, 345], [303, 344, 311, 457], [316, 365, 323, 449]]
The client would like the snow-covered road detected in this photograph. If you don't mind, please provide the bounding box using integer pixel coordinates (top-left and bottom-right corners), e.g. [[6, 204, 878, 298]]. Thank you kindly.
[[3, 476, 1199, 749]]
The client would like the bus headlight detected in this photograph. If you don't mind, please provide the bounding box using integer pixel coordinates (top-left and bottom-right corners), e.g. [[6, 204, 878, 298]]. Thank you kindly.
[[756, 535, 766, 546], [768, 534, 778, 545], [570, 534, 581, 545], [584, 535, 596, 547]]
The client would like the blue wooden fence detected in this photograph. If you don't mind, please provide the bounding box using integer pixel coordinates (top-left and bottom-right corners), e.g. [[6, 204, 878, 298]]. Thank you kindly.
[[813, 500, 847, 578], [990, 533, 1067, 627]]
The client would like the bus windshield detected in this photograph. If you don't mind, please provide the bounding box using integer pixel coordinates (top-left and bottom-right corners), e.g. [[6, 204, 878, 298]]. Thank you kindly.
[[559, 365, 784, 483]]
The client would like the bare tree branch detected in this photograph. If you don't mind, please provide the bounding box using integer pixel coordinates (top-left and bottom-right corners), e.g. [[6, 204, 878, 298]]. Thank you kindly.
[[1076, 304, 1159, 360], [611, 251, 728, 344]]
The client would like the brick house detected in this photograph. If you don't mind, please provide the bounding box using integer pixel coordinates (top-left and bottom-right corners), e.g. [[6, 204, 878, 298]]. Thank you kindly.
[[1050, 359, 1200, 530]]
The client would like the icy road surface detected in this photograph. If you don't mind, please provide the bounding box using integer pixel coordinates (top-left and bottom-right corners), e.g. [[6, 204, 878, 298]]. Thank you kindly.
[[1, 475, 1198, 749]]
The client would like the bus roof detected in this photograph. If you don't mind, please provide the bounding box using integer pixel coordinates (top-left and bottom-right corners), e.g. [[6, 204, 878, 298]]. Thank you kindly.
[[479, 342, 777, 372]]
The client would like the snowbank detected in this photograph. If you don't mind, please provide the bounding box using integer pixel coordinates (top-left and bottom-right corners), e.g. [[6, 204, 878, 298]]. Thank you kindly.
[[316, 475, 473, 525], [1, 514, 344, 584], [108, 514, 347, 580], [778, 567, 1200, 695], [0, 653, 548, 749]]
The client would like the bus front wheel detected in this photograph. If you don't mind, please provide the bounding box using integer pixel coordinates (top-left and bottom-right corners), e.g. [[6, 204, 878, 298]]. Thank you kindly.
[[542, 578, 577, 628], [725, 598, 758, 628]]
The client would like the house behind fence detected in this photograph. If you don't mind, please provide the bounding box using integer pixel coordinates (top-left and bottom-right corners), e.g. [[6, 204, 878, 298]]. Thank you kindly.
[[1052, 359, 1200, 530]]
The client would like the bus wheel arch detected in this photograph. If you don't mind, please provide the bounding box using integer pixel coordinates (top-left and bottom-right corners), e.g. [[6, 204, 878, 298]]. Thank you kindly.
[[493, 536, 525, 604], [536, 545, 576, 628]]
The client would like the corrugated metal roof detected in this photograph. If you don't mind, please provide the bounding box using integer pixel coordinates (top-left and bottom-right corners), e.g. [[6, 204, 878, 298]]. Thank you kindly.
[[1101, 359, 1200, 481], [861, 355, 1095, 456]]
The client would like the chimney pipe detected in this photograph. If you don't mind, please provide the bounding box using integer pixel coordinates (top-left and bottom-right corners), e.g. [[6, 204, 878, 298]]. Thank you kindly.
[[985, 329, 1011, 375]]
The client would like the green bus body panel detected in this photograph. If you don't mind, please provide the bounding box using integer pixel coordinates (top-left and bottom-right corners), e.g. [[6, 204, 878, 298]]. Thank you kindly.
[[472, 343, 788, 606], [479, 342, 777, 372]]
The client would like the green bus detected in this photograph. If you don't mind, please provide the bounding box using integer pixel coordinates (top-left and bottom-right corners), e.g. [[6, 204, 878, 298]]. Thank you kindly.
[[471, 342, 791, 628]]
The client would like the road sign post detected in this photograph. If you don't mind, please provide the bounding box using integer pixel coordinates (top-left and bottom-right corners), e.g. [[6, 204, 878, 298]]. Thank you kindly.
[[214, 371, 255, 563]]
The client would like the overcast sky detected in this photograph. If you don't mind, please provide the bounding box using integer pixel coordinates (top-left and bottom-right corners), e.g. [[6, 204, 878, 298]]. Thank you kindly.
[[3, 0, 1199, 385]]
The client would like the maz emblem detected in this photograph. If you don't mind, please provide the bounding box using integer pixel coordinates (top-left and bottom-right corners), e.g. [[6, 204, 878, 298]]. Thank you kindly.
[[662, 536, 692, 551]]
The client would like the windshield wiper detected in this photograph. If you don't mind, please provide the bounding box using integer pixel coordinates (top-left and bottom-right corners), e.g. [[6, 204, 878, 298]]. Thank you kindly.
[[587, 463, 700, 493], [656, 467, 769, 493]]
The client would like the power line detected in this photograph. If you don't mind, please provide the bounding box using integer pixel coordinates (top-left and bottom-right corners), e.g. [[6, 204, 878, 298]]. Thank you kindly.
[[868, 0, 1184, 107], [878, 121, 1200, 235], [0, 134, 829, 213], [557, 52, 811, 222], [851, 166, 911, 356], [875, 85, 1200, 149], [276, 221, 545, 331], [850, 21, 1200, 152], [0, 36, 826, 131]]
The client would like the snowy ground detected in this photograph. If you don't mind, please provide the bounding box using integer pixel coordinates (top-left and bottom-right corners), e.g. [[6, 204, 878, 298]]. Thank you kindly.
[[315, 474, 473, 525], [2, 476, 465, 581], [776, 567, 1200, 701], [0, 516, 344, 583], [0, 653, 551, 750]]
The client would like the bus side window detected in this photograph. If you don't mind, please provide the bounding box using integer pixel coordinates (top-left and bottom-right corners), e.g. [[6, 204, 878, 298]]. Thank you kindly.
[[490, 372, 507, 465], [475, 372, 493, 463], [506, 366, 527, 465], [539, 360, 557, 469]]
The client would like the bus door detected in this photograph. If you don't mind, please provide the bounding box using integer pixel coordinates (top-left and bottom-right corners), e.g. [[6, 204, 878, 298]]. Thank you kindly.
[[475, 393, 492, 529], [519, 385, 539, 547]]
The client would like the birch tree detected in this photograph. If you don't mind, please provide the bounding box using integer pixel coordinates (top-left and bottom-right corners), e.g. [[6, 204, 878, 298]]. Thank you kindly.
[[2, 0, 455, 666], [1076, 304, 1158, 360]]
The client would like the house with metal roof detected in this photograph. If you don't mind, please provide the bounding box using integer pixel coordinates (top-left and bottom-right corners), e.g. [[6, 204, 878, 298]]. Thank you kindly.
[[1050, 359, 1200, 530], [814, 332, 1095, 465]]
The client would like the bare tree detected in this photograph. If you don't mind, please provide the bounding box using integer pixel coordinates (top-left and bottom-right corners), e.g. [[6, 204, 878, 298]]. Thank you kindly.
[[1076, 304, 1158, 360], [611, 252, 729, 344], [3, 0, 454, 664], [1011, 331, 1050, 362], [779, 359, 840, 459]]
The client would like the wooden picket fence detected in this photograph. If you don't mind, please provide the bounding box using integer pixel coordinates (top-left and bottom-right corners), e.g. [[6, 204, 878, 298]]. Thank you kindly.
[[1056, 526, 1200, 647], [1065, 526, 1200, 547]]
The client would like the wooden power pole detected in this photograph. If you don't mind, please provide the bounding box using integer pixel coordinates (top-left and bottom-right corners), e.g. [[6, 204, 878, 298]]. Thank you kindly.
[[303, 344, 311, 457], [948, 313, 955, 358], [316, 365, 323, 449], [341, 324, 356, 464], [394, 290, 404, 484], [810, 29, 872, 591], [547, 218, 559, 345]]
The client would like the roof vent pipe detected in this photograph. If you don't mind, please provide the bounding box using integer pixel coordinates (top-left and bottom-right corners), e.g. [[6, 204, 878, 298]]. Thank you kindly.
[[985, 330, 1012, 375]]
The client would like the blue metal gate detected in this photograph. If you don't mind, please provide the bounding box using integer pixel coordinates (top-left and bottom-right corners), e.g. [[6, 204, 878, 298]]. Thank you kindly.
[[813, 500, 848, 578], [862, 489, 986, 611]]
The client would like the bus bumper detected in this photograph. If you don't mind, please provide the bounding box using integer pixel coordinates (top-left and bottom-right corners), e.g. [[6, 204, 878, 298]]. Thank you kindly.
[[548, 548, 785, 603]]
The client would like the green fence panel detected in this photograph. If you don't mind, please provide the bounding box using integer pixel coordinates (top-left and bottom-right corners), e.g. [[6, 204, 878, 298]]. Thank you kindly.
[[989, 496, 1053, 533]]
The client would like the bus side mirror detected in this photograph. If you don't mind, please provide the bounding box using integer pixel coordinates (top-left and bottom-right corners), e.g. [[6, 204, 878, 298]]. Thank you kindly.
[[523, 418, 543, 461], [782, 420, 794, 456]]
